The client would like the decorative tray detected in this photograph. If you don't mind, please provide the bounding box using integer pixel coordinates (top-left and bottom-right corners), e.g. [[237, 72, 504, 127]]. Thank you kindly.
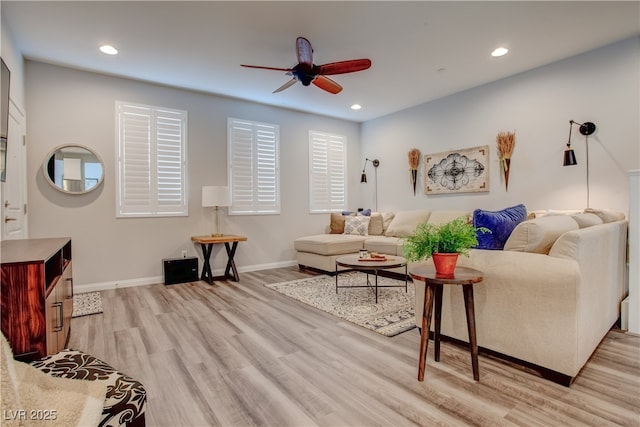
[[358, 256, 392, 262]]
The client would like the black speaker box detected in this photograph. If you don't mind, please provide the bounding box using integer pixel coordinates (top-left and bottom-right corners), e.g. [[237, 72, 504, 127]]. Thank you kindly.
[[163, 257, 198, 285]]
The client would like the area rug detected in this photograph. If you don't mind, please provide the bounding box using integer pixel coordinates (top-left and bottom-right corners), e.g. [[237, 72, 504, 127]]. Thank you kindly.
[[72, 292, 103, 318], [265, 272, 416, 337]]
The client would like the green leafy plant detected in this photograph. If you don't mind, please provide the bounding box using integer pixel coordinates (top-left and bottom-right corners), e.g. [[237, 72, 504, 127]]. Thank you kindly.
[[403, 217, 490, 261]]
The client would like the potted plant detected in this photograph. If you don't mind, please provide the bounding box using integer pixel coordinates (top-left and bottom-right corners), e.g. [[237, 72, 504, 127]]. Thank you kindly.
[[403, 217, 489, 275]]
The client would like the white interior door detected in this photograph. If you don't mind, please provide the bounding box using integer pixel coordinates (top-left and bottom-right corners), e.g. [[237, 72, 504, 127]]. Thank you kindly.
[[1, 101, 27, 240]]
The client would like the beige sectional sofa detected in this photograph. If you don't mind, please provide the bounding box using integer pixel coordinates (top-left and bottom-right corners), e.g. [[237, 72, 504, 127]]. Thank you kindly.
[[295, 210, 469, 272], [294, 208, 628, 385]]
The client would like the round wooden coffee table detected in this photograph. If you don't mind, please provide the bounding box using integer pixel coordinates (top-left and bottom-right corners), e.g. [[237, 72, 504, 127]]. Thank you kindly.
[[335, 254, 407, 303], [409, 264, 484, 382]]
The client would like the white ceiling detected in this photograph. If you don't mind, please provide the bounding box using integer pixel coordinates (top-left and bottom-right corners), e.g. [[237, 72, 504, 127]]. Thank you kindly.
[[3, 1, 639, 122]]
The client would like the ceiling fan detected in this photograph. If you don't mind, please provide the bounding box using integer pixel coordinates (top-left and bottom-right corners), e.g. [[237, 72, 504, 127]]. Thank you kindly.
[[241, 37, 371, 94]]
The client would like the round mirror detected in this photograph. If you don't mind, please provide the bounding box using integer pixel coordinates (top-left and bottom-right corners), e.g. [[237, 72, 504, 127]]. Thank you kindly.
[[42, 144, 104, 194]]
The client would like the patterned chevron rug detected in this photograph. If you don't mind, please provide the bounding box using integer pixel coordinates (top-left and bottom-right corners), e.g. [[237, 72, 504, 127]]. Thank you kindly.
[[72, 291, 103, 318], [266, 272, 416, 337]]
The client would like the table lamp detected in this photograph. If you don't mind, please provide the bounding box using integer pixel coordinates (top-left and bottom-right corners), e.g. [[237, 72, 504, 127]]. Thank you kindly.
[[202, 186, 231, 237]]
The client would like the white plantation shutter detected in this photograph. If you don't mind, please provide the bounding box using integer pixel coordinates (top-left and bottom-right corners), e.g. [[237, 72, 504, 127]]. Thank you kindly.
[[309, 131, 347, 213], [228, 118, 280, 215], [116, 102, 188, 217]]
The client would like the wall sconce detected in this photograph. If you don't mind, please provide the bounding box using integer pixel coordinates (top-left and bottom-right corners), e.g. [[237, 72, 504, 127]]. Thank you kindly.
[[360, 158, 380, 211], [202, 186, 231, 237], [563, 120, 597, 207]]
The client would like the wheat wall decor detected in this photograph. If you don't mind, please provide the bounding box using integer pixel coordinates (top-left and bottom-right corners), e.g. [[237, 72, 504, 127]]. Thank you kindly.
[[408, 148, 420, 196], [497, 131, 516, 191]]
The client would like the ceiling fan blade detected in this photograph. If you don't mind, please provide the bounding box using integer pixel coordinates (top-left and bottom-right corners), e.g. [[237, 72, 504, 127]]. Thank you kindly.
[[312, 75, 342, 94], [318, 59, 372, 75], [296, 37, 313, 68], [273, 78, 298, 93], [241, 64, 292, 72]]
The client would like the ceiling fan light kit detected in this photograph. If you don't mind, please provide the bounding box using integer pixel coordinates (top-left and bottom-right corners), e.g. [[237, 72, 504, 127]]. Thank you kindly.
[[241, 37, 371, 95]]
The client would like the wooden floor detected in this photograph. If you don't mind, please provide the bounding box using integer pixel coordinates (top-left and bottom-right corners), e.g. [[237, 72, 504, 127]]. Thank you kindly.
[[69, 267, 640, 427]]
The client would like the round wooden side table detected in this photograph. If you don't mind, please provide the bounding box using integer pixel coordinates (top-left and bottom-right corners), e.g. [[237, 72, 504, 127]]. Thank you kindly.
[[409, 264, 484, 382]]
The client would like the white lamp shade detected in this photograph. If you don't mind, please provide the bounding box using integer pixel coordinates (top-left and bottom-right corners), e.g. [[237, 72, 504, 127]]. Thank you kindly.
[[202, 186, 230, 207]]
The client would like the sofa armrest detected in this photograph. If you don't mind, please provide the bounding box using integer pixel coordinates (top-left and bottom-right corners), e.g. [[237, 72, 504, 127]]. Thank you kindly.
[[548, 220, 628, 363], [438, 249, 583, 374], [549, 220, 627, 305]]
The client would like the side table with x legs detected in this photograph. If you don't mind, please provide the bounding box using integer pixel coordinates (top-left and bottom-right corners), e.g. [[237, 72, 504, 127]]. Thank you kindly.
[[191, 235, 247, 284]]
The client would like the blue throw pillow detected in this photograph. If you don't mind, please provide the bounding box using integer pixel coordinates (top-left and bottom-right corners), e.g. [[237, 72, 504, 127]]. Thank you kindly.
[[359, 208, 372, 216], [473, 204, 527, 250]]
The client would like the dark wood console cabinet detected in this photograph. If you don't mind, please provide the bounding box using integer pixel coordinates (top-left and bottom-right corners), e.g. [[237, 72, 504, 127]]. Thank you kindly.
[[1, 238, 73, 360]]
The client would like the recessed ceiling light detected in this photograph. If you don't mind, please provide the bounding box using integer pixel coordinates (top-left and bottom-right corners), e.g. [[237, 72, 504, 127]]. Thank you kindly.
[[351, 104, 362, 110], [99, 45, 118, 55], [491, 47, 509, 57]]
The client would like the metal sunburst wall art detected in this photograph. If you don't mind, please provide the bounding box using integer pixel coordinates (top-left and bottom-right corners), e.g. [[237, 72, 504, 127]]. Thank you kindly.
[[424, 145, 489, 194]]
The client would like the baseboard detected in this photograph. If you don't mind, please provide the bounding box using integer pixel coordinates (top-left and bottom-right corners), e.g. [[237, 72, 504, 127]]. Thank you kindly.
[[74, 259, 299, 292], [74, 276, 164, 293], [621, 296, 629, 330], [241, 259, 298, 272]]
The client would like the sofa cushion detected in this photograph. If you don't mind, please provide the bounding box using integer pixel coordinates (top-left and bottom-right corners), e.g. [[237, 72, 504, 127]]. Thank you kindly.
[[545, 209, 583, 216], [344, 216, 370, 235], [504, 215, 579, 254], [363, 236, 404, 256], [427, 210, 471, 225], [381, 212, 395, 234], [571, 213, 603, 228], [473, 204, 527, 250], [584, 208, 626, 223], [294, 234, 366, 255], [384, 210, 431, 237], [366, 212, 384, 235], [329, 212, 346, 234]]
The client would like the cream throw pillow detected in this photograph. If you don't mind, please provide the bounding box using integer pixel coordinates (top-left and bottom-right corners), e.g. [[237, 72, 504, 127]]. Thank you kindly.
[[571, 213, 603, 228], [427, 211, 471, 226], [380, 212, 395, 234], [384, 210, 431, 237], [504, 215, 578, 254], [365, 212, 384, 235], [584, 208, 626, 223], [344, 216, 370, 236]]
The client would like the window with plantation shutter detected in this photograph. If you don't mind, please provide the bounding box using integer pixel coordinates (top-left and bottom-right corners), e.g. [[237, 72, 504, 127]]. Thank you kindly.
[[116, 101, 188, 217], [308, 131, 347, 213], [228, 118, 280, 215]]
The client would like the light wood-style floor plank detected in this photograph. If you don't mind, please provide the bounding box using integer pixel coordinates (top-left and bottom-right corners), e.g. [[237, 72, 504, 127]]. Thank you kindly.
[[69, 267, 640, 427]]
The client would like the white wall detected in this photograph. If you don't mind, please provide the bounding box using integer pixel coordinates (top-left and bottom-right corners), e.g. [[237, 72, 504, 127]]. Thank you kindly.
[[628, 170, 640, 334], [361, 37, 639, 215], [25, 62, 361, 289], [23, 36, 640, 289], [0, 13, 25, 110], [1, 13, 28, 241]]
